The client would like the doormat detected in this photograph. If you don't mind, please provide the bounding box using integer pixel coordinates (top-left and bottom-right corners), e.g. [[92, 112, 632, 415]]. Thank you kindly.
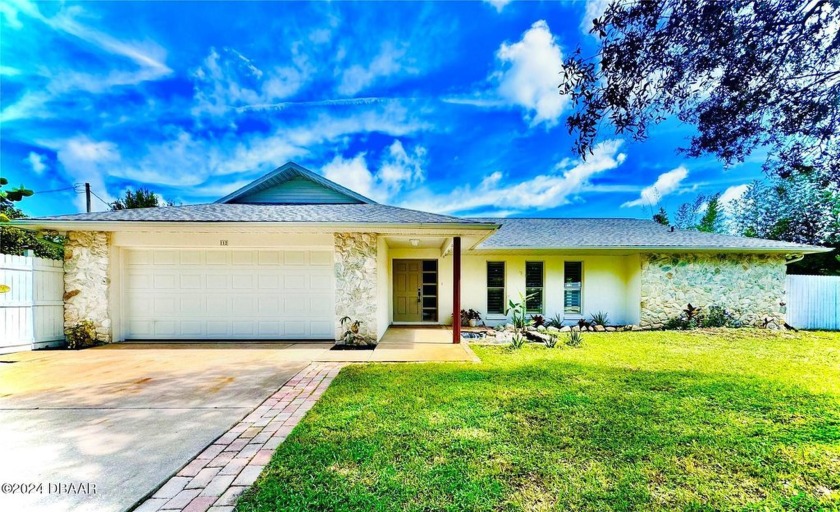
[[330, 344, 377, 351]]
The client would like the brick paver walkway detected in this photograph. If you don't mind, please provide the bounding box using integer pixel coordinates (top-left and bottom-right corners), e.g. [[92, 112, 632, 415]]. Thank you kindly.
[[134, 362, 344, 512]]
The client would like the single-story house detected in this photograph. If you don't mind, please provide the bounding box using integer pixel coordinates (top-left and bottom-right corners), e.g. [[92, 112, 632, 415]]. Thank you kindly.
[[16, 162, 830, 344]]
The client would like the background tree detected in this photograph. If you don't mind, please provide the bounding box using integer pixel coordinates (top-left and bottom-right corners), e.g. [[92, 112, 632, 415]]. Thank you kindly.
[[562, 0, 840, 182], [652, 206, 670, 226], [696, 194, 722, 233], [1, 179, 63, 260], [672, 195, 706, 230], [729, 171, 840, 275], [111, 188, 168, 210]]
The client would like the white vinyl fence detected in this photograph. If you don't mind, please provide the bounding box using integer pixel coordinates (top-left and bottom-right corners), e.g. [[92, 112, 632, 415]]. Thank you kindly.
[[786, 275, 840, 331], [1, 253, 65, 353]]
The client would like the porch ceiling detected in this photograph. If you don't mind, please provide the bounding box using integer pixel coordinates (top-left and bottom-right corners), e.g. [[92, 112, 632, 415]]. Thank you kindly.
[[384, 236, 448, 249]]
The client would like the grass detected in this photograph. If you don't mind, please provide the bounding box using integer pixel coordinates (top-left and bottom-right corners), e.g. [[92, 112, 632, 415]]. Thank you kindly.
[[237, 330, 840, 511]]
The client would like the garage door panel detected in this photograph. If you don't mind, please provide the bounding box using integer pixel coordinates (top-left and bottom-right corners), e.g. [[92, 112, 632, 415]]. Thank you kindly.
[[258, 274, 280, 289], [310, 320, 332, 337], [284, 252, 305, 265], [181, 297, 203, 316], [309, 251, 332, 266], [153, 252, 179, 265], [124, 249, 335, 340], [153, 274, 177, 289], [258, 251, 280, 265], [205, 252, 228, 265], [310, 274, 332, 290], [180, 274, 202, 289], [206, 297, 227, 315], [206, 275, 228, 289]]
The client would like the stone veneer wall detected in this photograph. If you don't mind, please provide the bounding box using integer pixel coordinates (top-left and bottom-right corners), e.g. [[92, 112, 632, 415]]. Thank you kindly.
[[334, 233, 378, 341], [64, 232, 111, 342], [640, 253, 787, 328]]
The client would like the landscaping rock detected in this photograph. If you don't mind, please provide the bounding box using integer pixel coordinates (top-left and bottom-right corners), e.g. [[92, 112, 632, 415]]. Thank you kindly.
[[594, 325, 605, 332], [547, 326, 560, 332], [560, 326, 571, 332], [536, 325, 547, 332], [605, 326, 616, 332]]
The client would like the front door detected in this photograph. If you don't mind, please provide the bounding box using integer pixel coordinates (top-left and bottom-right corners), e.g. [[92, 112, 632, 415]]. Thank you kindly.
[[393, 260, 422, 322], [393, 259, 439, 322]]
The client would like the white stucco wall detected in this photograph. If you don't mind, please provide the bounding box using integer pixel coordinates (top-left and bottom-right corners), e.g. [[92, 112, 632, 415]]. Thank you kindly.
[[456, 253, 639, 326], [383, 250, 640, 327], [376, 236, 390, 340]]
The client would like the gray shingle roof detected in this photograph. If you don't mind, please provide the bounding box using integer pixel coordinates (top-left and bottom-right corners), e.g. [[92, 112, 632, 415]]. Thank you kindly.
[[31, 203, 483, 224], [467, 217, 828, 252]]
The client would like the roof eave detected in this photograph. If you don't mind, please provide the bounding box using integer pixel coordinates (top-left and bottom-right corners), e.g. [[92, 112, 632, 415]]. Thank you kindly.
[[473, 245, 831, 254], [10, 219, 499, 232]]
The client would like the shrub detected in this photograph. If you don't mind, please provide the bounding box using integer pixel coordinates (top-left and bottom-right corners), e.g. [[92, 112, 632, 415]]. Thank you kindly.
[[530, 314, 546, 327], [460, 309, 481, 326], [566, 330, 583, 347], [510, 333, 526, 350], [545, 313, 564, 328], [590, 311, 609, 326], [65, 320, 98, 350], [544, 334, 559, 349], [339, 316, 371, 346], [665, 303, 742, 330], [700, 305, 741, 328]]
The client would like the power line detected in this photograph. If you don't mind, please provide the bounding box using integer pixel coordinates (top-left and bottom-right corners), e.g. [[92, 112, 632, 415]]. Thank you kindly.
[[88, 189, 112, 208], [33, 186, 77, 195]]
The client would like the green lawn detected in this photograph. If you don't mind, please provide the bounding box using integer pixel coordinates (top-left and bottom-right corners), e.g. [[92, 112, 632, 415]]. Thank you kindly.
[[237, 330, 840, 511]]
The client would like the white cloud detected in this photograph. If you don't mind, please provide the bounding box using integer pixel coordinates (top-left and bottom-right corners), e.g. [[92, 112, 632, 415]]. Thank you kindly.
[[192, 47, 312, 116], [483, 0, 513, 13], [25, 152, 47, 174], [621, 166, 689, 208], [495, 20, 567, 127], [336, 43, 411, 96], [55, 136, 121, 211], [0, 2, 171, 122], [322, 140, 427, 202], [401, 139, 626, 215], [719, 183, 749, 211]]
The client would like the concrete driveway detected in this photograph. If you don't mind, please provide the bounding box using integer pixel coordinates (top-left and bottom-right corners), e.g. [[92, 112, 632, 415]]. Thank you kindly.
[[0, 343, 310, 512]]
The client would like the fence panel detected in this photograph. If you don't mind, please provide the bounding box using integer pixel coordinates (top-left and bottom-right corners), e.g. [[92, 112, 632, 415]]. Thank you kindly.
[[786, 275, 840, 331], [0, 253, 65, 353]]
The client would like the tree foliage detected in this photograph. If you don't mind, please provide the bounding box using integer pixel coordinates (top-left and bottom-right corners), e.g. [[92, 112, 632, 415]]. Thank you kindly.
[[111, 188, 167, 210], [562, 0, 840, 181], [652, 206, 670, 226], [0, 178, 63, 260], [729, 171, 840, 274], [697, 194, 722, 233]]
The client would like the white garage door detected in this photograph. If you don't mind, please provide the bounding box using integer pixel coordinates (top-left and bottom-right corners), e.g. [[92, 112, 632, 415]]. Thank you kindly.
[[123, 249, 335, 340]]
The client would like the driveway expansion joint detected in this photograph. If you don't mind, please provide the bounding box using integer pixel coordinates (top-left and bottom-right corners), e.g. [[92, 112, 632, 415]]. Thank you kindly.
[[132, 362, 344, 512]]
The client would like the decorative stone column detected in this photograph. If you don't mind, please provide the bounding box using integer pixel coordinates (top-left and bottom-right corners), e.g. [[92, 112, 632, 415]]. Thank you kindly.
[[639, 253, 787, 328], [334, 232, 378, 342], [64, 231, 111, 342]]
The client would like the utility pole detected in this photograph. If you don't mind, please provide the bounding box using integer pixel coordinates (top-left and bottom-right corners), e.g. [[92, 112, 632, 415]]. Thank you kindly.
[[85, 183, 91, 213]]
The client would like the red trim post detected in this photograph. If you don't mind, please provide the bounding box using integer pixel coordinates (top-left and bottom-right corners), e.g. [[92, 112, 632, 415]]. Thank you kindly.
[[453, 236, 461, 344]]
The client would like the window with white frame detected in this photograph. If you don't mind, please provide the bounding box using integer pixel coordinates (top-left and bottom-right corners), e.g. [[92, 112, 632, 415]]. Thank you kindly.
[[487, 261, 506, 314], [525, 261, 544, 313], [564, 261, 582, 314]]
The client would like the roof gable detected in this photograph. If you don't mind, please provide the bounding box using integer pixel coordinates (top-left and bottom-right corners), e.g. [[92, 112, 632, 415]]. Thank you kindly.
[[216, 162, 376, 205]]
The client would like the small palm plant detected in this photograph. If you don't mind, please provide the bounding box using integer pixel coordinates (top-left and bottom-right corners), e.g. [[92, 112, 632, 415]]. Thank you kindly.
[[544, 334, 559, 349], [510, 333, 526, 349], [566, 330, 583, 348], [590, 311, 609, 326], [339, 316, 368, 346]]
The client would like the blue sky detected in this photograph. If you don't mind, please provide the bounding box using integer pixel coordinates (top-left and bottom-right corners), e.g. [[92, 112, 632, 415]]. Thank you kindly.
[[1, 0, 763, 219]]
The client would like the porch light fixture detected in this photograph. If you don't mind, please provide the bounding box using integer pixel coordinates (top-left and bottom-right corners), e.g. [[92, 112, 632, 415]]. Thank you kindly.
[[409, 239, 420, 247]]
